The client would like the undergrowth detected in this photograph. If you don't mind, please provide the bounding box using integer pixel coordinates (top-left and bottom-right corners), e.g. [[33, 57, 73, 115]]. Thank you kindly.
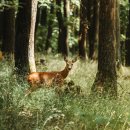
[[0, 55, 130, 130]]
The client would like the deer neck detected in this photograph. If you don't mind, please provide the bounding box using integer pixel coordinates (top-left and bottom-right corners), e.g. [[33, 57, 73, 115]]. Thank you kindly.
[[60, 67, 70, 79]]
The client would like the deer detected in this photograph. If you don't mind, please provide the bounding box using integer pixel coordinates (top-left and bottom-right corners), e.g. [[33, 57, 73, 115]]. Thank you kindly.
[[25, 57, 77, 96]]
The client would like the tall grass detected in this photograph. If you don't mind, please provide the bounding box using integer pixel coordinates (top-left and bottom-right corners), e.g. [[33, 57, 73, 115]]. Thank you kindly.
[[0, 55, 130, 130]]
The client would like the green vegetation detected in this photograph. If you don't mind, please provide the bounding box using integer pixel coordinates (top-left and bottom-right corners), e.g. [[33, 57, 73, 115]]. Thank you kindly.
[[0, 55, 130, 130]]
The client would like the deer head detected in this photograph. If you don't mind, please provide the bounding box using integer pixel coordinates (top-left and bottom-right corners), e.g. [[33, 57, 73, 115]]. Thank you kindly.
[[64, 56, 77, 71]]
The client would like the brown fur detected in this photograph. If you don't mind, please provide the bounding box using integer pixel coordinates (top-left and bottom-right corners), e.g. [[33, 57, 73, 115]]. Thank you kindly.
[[25, 57, 77, 96]]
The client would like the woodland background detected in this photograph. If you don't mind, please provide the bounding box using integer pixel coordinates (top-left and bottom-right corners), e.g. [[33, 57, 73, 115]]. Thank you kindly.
[[0, 0, 130, 129]]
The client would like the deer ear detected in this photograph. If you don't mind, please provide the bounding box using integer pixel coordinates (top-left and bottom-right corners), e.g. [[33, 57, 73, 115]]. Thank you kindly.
[[64, 56, 68, 62], [72, 57, 78, 63]]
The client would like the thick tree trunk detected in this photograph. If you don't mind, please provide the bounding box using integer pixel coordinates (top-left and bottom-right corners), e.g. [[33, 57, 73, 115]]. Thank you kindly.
[[0, 12, 3, 42], [2, 5, 15, 60], [15, 0, 30, 75], [78, 0, 88, 60], [15, 0, 37, 75], [125, 0, 130, 66], [91, 0, 117, 98]]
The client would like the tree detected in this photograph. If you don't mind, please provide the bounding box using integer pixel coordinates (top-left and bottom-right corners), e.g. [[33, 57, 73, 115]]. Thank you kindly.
[[28, 0, 37, 72], [115, 0, 121, 69], [15, 0, 37, 75], [1, 0, 15, 60], [0, 12, 3, 42], [87, 0, 99, 60], [62, 0, 69, 56], [45, 2, 54, 52], [56, 0, 69, 56], [91, 0, 117, 97], [78, 0, 88, 60], [125, 0, 130, 66], [40, 6, 47, 26]]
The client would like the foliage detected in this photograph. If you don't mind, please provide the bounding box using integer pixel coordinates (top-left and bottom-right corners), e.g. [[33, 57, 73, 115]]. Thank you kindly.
[[1, 55, 130, 130], [70, 0, 80, 8], [0, 0, 18, 11], [120, 0, 129, 33], [38, 0, 52, 9]]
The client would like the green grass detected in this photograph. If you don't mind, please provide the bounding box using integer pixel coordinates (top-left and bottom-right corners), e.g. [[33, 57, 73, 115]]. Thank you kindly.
[[0, 55, 130, 130]]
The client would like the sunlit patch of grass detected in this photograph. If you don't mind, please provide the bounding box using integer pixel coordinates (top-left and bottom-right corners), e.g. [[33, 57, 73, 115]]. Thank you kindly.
[[0, 55, 130, 130]]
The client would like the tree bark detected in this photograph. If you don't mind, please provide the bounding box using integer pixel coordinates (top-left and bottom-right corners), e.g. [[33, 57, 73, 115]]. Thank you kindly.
[[15, 0, 37, 75], [62, 0, 69, 56], [91, 0, 117, 98], [2, 2, 15, 60], [56, 0, 64, 53], [56, 0, 69, 56], [35, 3, 40, 36], [28, 0, 37, 72], [115, 0, 121, 69], [87, 0, 99, 60], [45, 2, 54, 52], [125, 0, 130, 66], [78, 0, 88, 60], [40, 6, 47, 26], [0, 12, 3, 42]]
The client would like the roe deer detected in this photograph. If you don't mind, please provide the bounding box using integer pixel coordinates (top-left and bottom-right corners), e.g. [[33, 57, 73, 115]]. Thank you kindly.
[[25, 57, 77, 96]]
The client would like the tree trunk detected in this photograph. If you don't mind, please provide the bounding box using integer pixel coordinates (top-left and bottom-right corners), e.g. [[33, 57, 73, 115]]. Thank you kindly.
[[56, 0, 69, 56], [40, 6, 47, 26], [91, 0, 117, 98], [115, 0, 121, 69], [125, 0, 130, 66], [2, 2, 15, 60], [56, 0, 64, 53], [35, 3, 40, 36], [78, 0, 88, 60], [87, 0, 99, 60], [15, 0, 37, 75], [28, 0, 37, 72], [0, 12, 3, 42], [62, 0, 69, 56], [45, 2, 54, 52]]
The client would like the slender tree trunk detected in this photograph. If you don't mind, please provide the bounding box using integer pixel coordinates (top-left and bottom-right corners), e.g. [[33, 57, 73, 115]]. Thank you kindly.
[[56, 0, 64, 53], [56, 0, 69, 56], [78, 0, 88, 60], [2, 2, 15, 60], [45, 2, 54, 52], [40, 6, 47, 26], [28, 0, 37, 72], [62, 0, 69, 56], [125, 0, 130, 66], [91, 0, 117, 98], [87, 0, 99, 60], [87, 0, 94, 59]]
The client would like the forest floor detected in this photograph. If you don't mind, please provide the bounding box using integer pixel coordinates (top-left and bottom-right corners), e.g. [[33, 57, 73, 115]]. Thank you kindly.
[[0, 54, 130, 130]]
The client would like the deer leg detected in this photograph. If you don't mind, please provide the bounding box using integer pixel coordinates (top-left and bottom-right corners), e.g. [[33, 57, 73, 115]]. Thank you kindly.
[[25, 84, 39, 97]]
